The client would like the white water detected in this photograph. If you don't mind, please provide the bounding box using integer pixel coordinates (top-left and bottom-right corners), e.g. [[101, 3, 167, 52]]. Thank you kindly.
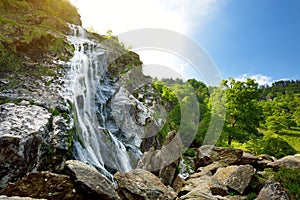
[[61, 25, 133, 180]]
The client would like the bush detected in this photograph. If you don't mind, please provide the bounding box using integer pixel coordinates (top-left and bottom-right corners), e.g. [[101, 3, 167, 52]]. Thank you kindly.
[[274, 168, 300, 200]]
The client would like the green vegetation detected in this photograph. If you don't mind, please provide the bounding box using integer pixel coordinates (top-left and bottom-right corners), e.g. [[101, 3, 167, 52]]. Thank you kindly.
[[153, 78, 300, 158], [0, 0, 81, 80]]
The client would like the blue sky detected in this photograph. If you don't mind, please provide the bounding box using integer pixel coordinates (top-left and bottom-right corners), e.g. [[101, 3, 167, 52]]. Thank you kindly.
[[193, 0, 300, 84], [71, 0, 300, 85]]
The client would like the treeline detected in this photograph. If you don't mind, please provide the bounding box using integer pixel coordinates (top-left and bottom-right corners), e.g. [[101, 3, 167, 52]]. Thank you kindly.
[[153, 78, 300, 158]]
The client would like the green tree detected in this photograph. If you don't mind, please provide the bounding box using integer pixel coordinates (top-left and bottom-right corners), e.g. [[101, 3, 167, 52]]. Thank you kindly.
[[220, 78, 262, 145]]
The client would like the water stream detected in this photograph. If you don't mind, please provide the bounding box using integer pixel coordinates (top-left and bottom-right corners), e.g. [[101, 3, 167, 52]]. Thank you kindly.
[[61, 25, 135, 180]]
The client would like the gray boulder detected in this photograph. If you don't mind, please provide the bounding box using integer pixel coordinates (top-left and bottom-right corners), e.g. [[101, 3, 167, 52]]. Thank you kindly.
[[65, 160, 119, 200], [267, 154, 300, 169], [114, 169, 177, 200], [194, 145, 243, 170], [213, 165, 255, 194], [255, 181, 289, 200], [0, 103, 51, 189]]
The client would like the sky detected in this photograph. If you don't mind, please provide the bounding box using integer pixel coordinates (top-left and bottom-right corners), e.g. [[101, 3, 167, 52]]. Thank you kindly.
[[70, 0, 300, 85]]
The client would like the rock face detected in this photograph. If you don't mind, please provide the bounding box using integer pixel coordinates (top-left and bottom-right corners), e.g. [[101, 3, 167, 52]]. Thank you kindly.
[[0, 103, 51, 189], [194, 145, 243, 170], [65, 160, 119, 200], [255, 181, 290, 200], [114, 169, 177, 200], [0, 171, 80, 200], [213, 165, 255, 194]]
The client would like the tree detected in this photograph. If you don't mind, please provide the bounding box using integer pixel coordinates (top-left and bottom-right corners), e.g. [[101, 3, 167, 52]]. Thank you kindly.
[[219, 78, 262, 145]]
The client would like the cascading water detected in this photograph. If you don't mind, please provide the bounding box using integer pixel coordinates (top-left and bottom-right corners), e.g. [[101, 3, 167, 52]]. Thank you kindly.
[[61, 25, 136, 180]]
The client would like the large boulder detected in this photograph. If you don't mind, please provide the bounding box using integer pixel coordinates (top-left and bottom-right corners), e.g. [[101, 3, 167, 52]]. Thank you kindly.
[[194, 145, 243, 170], [213, 165, 255, 194], [0, 103, 51, 189], [64, 160, 119, 200], [137, 131, 182, 185], [267, 154, 300, 169], [180, 175, 228, 197], [0, 171, 80, 199], [255, 181, 289, 200], [114, 169, 177, 200]]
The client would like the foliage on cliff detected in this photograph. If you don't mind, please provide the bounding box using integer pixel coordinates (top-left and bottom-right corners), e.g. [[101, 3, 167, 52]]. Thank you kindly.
[[0, 0, 81, 78]]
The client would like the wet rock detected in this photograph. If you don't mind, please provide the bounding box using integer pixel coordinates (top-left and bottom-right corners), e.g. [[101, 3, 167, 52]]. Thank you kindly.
[[65, 160, 119, 200], [255, 181, 289, 200], [213, 165, 255, 194], [267, 154, 300, 169], [114, 169, 177, 200], [0, 171, 80, 200], [0, 103, 51, 189], [194, 145, 243, 170]]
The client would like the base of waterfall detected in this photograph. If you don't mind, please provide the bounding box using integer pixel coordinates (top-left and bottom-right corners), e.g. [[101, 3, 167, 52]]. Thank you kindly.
[[1, 144, 298, 200]]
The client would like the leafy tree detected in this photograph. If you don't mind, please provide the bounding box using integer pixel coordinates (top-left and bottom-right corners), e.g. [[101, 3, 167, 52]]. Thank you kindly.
[[218, 78, 262, 145], [258, 137, 297, 158]]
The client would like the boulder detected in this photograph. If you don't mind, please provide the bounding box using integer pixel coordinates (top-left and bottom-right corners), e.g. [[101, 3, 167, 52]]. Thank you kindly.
[[213, 165, 255, 194], [0, 171, 80, 199], [0, 103, 51, 189], [114, 169, 177, 200], [194, 145, 243, 170], [158, 131, 181, 186], [180, 175, 228, 197], [138, 131, 182, 185], [236, 152, 258, 165], [267, 154, 300, 169], [225, 195, 248, 200], [65, 160, 119, 200], [255, 181, 289, 200]]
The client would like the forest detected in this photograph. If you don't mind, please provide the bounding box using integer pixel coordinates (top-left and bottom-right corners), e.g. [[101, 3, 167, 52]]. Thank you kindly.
[[152, 78, 300, 159]]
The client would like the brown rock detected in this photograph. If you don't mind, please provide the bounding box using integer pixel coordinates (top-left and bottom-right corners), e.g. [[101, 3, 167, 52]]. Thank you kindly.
[[255, 181, 289, 200], [114, 169, 177, 200], [1, 172, 81, 200], [194, 145, 243, 170], [65, 160, 119, 200], [0, 196, 45, 200], [213, 165, 255, 194]]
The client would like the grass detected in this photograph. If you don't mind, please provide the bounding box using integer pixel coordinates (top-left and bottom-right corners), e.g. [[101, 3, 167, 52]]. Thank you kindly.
[[263, 128, 300, 152], [232, 127, 300, 156]]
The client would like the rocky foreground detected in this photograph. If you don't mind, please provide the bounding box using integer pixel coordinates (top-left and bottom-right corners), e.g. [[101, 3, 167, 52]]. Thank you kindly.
[[0, 141, 299, 200]]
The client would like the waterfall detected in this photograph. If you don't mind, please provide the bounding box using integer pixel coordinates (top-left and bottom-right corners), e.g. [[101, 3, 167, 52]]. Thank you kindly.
[[61, 25, 134, 180]]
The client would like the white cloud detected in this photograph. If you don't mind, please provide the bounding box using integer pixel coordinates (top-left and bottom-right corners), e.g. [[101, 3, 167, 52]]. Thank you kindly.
[[70, 0, 219, 35], [236, 74, 273, 86]]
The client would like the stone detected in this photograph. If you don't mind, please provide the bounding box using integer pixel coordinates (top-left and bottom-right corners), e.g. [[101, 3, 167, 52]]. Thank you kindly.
[[267, 154, 300, 169], [194, 145, 243, 170], [0, 103, 51, 189], [114, 169, 177, 200], [225, 195, 248, 200], [138, 131, 182, 181], [213, 165, 255, 194], [65, 160, 119, 200], [236, 152, 258, 165], [0, 171, 81, 199], [181, 175, 228, 197], [0, 196, 45, 200], [172, 176, 186, 194], [255, 181, 289, 200], [197, 162, 223, 174], [158, 131, 181, 186]]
